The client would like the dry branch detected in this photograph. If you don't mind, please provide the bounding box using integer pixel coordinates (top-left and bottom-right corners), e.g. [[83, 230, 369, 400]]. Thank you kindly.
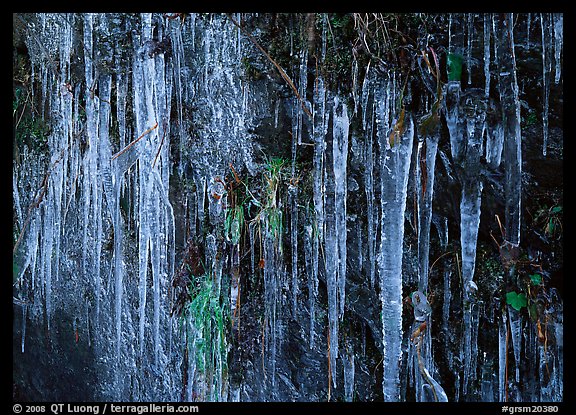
[[112, 122, 158, 161]]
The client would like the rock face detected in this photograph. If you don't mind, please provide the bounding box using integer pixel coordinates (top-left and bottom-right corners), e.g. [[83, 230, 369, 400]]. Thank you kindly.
[[13, 13, 562, 402]]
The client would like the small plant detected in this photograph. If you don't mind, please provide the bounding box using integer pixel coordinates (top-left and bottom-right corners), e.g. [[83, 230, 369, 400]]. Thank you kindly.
[[249, 156, 289, 243], [182, 273, 229, 401], [261, 157, 288, 239], [543, 205, 562, 239], [530, 203, 562, 241]]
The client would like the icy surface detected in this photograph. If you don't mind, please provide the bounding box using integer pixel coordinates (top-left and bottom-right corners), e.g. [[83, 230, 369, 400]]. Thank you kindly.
[[332, 95, 349, 319], [12, 12, 562, 403], [377, 85, 414, 401]]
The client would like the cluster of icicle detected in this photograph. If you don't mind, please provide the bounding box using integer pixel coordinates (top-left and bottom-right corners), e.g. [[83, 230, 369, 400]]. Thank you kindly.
[[298, 12, 562, 402], [537, 13, 563, 156], [14, 13, 179, 400], [443, 13, 562, 402]]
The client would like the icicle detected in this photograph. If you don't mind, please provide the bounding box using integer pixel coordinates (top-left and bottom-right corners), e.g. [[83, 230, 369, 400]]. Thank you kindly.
[[480, 352, 496, 401], [538, 342, 551, 401], [553, 14, 563, 84], [274, 98, 280, 129], [460, 176, 483, 303], [311, 71, 326, 351], [508, 307, 522, 384], [378, 94, 414, 401], [343, 342, 355, 402], [356, 219, 363, 273], [466, 13, 474, 85], [451, 88, 486, 304], [151, 214, 162, 366], [313, 74, 327, 239], [448, 14, 453, 51], [540, 13, 551, 157], [462, 303, 481, 397], [495, 13, 522, 247], [459, 90, 487, 398], [42, 196, 54, 333], [169, 21, 186, 178], [435, 216, 451, 362], [324, 175, 339, 388], [421, 367, 449, 402], [362, 64, 377, 289], [526, 13, 531, 47], [332, 95, 348, 319], [445, 81, 463, 162], [93, 173, 103, 331], [498, 312, 508, 401], [295, 48, 308, 146], [352, 59, 359, 115], [304, 223, 316, 349], [263, 221, 280, 390], [231, 244, 240, 318], [198, 178, 207, 234], [416, 129, 440, 294], [484, 14, 491, 97], [321, 14, 327, 60], [289, 184, 299, 317], [13, 174, 24, 234], [485, 98, 504, 169], [249, 221, 256, 274], [442, 260, 452, 369], [21, 304, 27, 353]]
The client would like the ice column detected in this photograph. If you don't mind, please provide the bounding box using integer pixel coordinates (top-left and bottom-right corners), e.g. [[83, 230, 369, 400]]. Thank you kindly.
[[377, 82, 413, 401], [332, 95, 349, 319], [540, 13, 551, 157], [416, 123, 440, 294], [553, 14, 563, 84], [495, 14, 522, 249], [361, 64, 377, 289], [310, 73, 327, 350]]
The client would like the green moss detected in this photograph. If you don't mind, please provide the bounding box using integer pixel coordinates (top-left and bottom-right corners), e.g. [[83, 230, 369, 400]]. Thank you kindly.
[[241, 56, 264, 81], [15, 115, 50, 151]]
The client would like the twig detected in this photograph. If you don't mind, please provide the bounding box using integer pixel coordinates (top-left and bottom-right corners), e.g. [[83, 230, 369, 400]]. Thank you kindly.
[[495, 214, 506, 240], [226, 14, 312, 119], [229, 162, 242, 185], [151, 122, 167, 169], [14, 88, 32, 131], [429, 250, 454, 276], [112, 122, 158, 161]]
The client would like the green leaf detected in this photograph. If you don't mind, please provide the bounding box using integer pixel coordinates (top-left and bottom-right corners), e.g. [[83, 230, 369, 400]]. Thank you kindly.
[[447, 53, 463, 82], [506, 291, 528, 311], [551, 206, 562, 214], [529, 273, 542, 286]]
